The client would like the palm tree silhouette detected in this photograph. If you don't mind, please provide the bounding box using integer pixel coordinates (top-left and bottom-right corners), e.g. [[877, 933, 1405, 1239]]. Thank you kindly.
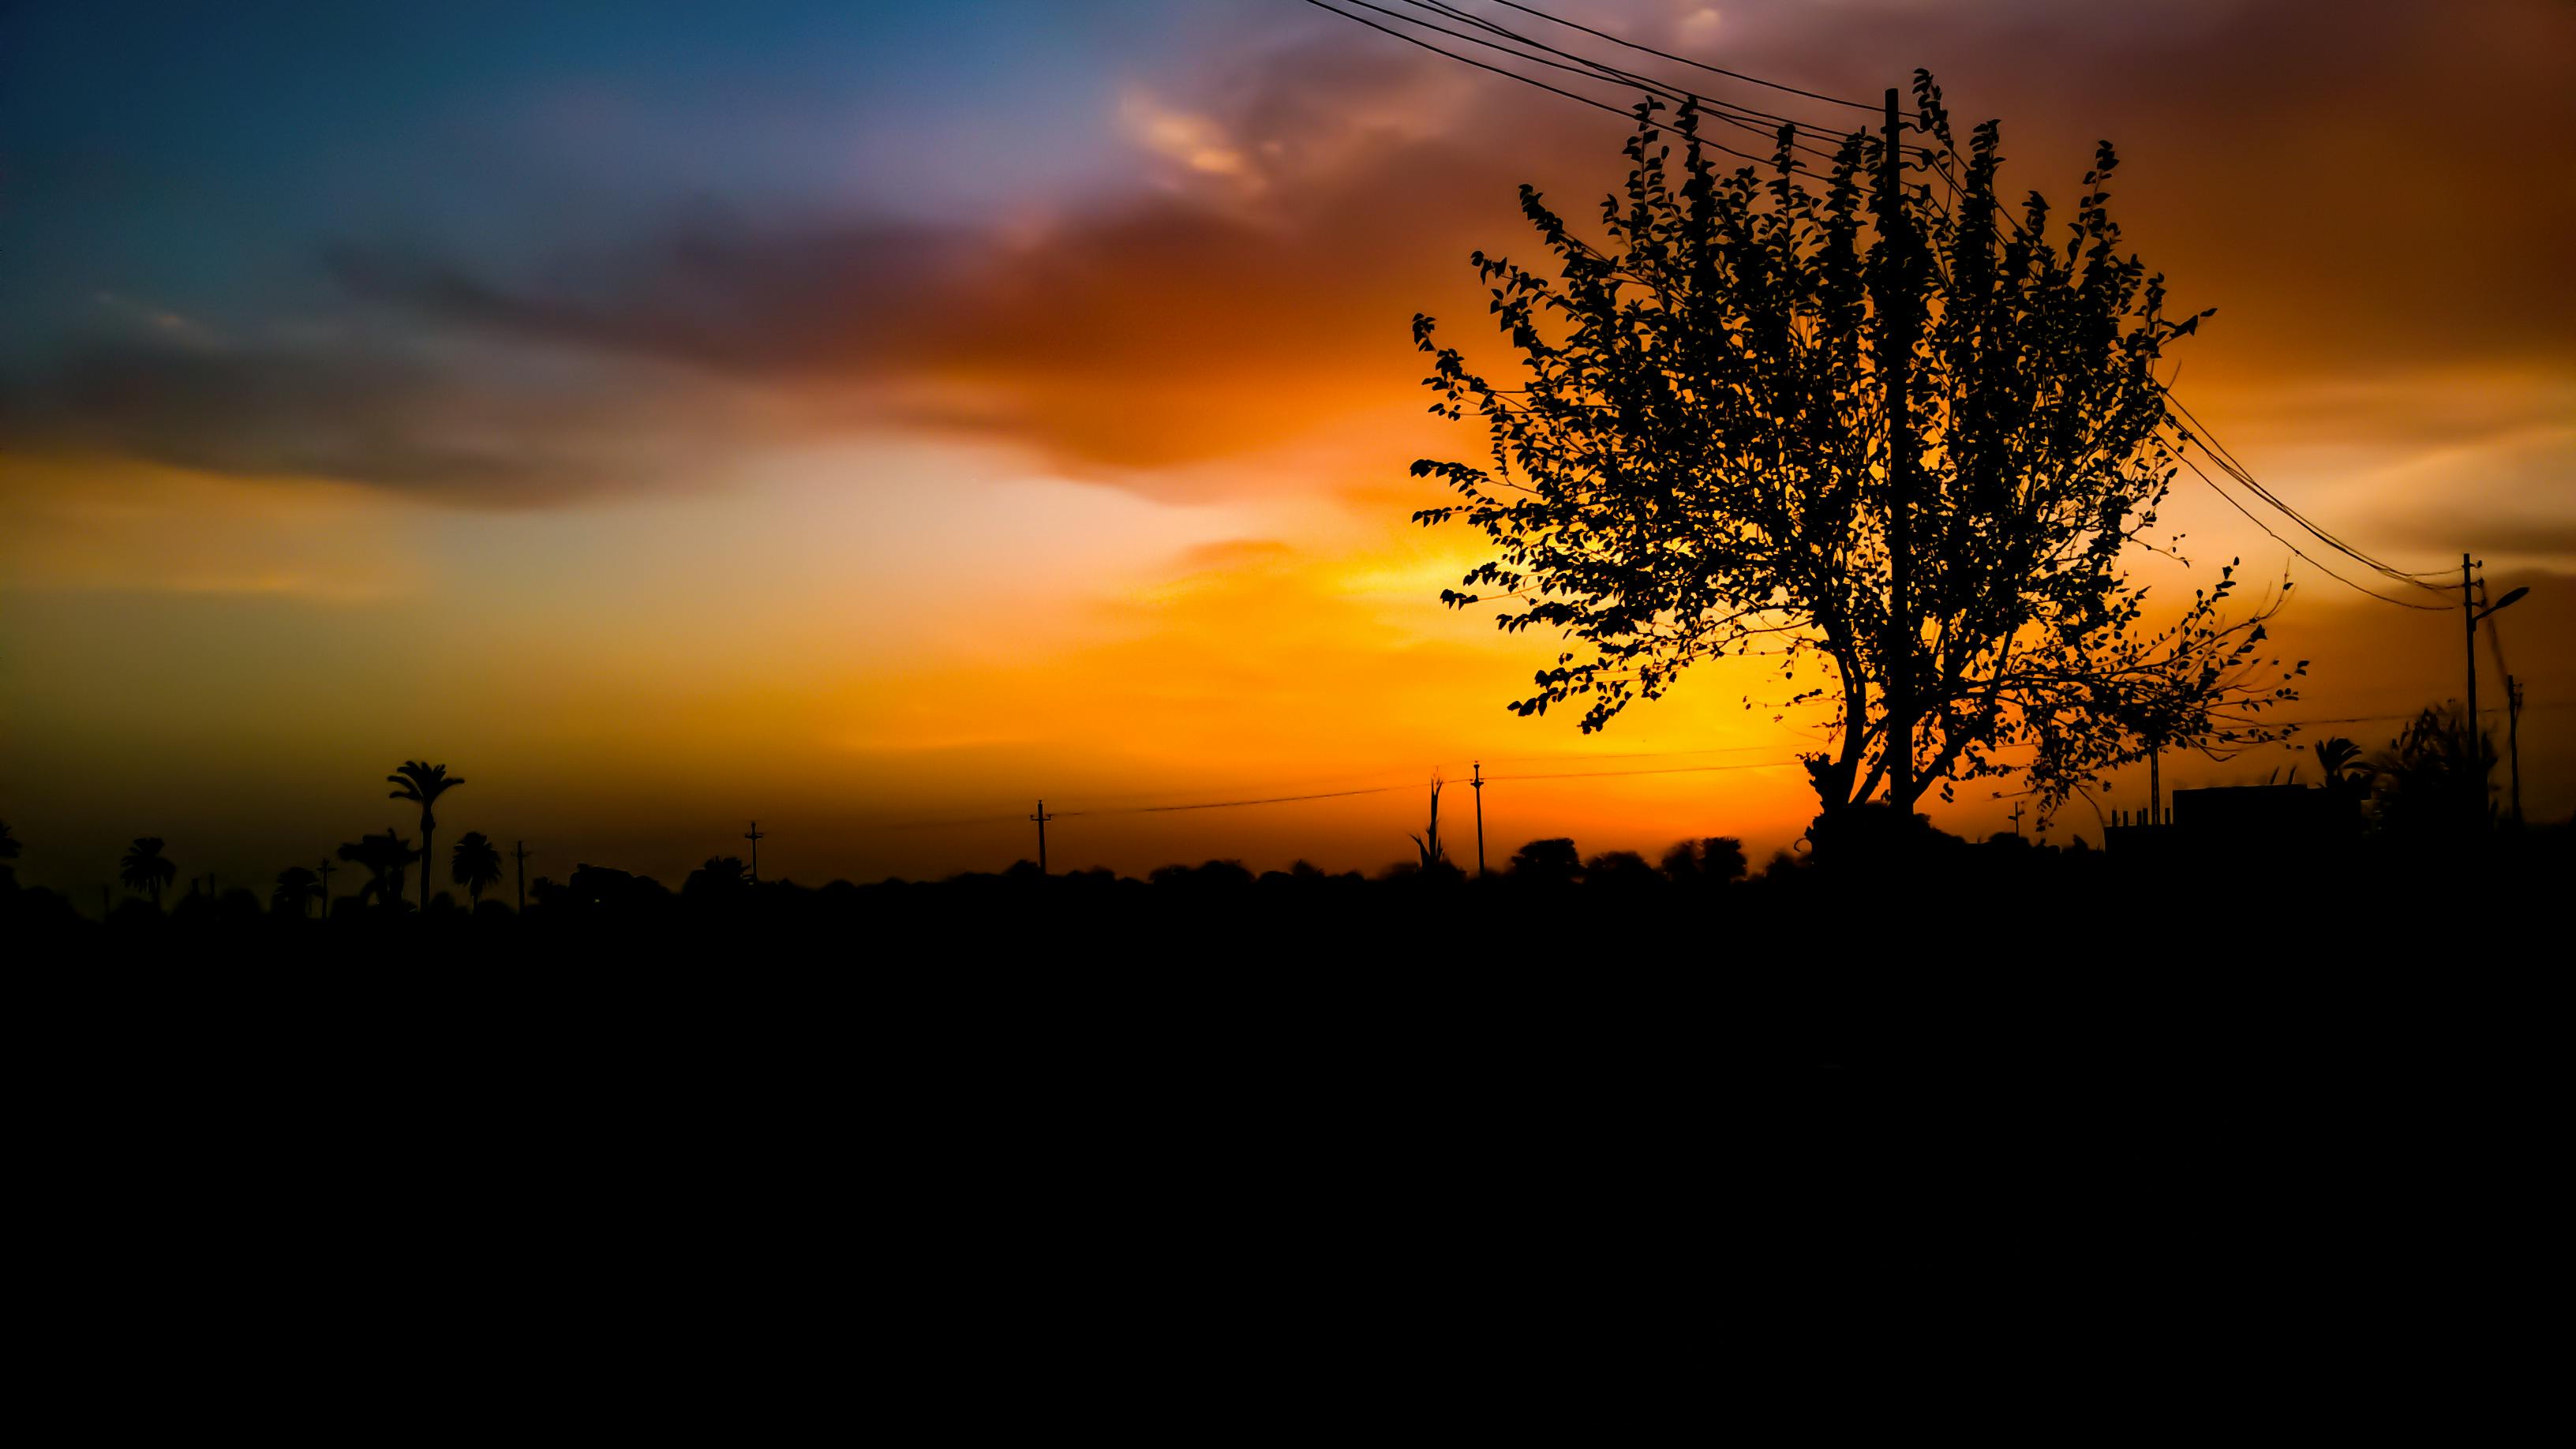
[[120, 837, 177, 909], [272, 865, 322, 917], [388, 762, 463, 913], [2312, 736, 2372, 800], [451, 831, 503, 905]]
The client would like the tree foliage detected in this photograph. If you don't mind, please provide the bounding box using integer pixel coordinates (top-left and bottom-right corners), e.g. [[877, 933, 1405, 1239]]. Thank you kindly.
[[388, 761, 462, 912], [120, 836, 176, 906], [683, 856, 751, 899], [1410, 77, 2300, 822], [272, 865, 322, 915], [2368, 705, 2496, 837], [451, 830, 504, 903], [338, 829, 420, 910]]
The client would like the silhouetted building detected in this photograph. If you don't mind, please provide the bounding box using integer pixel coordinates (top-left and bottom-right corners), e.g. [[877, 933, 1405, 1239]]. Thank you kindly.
[[2107, 784, 2359, 857]]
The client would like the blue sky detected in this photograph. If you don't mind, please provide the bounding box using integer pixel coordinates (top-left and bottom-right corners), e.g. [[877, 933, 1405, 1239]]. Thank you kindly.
[[1, 1, 1245, 358]]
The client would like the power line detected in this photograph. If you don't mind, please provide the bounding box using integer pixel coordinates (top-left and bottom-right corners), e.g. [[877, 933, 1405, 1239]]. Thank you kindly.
[[885, 748, 1809, 829], [1377, 0, 1856, 160], [2165, 395, 2451, 587], [1473, 0, 2438, 601], [1059, 784, 1413, 815], [1408, 0, 1845, 135], [1473, 742, 1779, 764], [1296, 0, 1788, 168], [2271, 701, 2569, 729], [1066, 755, 1795, 811], [1862, 85, 2451, 601], [1902, 129, 2451, 601], [2173, 451, 2451, 611], [1470, 0, 1883, 114], [710, 678, 2574, 840], [1350, 0, 2457, 615], [1485, 759, 1789, 782]]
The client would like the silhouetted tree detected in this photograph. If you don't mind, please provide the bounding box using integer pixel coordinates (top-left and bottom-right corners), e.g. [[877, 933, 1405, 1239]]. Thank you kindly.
[[1410, 81, 2298, 832], [568, 863, 669, 912], [2369, 706, 2496, 839], [1804, 799, 1948, 866], [387, 761, 462, 913], [272, 865, 322, 917], [1408, 772, 1449, 871], [1584, 849, 1657, 889], [451, 830, 503, 904], [1507, 838, 1582, 886], [683, 856, 750, 900], [120, 837, 176, 909], [1148, 860, 1256, 892], [2312, 736, 2371, 799], [1661, 836, 1750, 887], [0, 819, 18, 862], [338, 829, 420, 910]]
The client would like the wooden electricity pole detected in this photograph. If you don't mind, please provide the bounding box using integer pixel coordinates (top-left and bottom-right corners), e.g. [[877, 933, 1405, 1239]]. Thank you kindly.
[[2462, 553, 2482, 827], [1880, 86, 1916, 809], [2507, 675, 2524, 828], [1028, 801, 1054, 874], [1470, 760, 1486, 878], [2462, 552, 2478, 752], [316, 856, 335, 917], [511, 839, 531, 912], [2467, 573, 2530, 828], [743, 821, 765, 885]]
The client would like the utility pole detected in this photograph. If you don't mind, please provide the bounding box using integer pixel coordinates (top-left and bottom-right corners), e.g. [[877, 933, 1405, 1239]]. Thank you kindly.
[[2477, 575, 2528, 833], [2148, 743, 2162, 826], [1879, 86, 1916, 810], [2462, 552, 2483, 829], [2462, 552, 2477, 763], [2009, 801, 2026, 837], [2462, 574, 2529, 829], [2507, 675, 2525, 829], [1470, 760, 1487, 878], [316, 856, 335, 917], [743, 821, 764, 885], [511, 839, 531, 912], [1028, 801, 1053, 874]]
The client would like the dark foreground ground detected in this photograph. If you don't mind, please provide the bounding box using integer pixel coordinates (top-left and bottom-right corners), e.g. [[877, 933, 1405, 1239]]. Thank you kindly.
[[7, 827, 2559, 1406], [11, 822, 2563, 1082]]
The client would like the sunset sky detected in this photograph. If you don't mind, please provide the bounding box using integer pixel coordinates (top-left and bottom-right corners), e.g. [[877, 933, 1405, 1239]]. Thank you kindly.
[[5, 0, 2571, 898]]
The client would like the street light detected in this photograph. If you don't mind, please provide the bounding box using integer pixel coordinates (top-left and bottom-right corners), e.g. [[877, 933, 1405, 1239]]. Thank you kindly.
[[2475, 586, 2529, 622], [2462, 563, 2529, 829], [2472, 583, 2529, 829]]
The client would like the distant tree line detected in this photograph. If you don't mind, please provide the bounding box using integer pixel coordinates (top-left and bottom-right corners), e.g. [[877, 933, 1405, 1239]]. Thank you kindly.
[[0, 702, 2555, 962]]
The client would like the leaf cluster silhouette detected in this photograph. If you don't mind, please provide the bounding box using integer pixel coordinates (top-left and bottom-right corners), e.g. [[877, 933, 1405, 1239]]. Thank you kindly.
[[1410, 81, 2302, 829]]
